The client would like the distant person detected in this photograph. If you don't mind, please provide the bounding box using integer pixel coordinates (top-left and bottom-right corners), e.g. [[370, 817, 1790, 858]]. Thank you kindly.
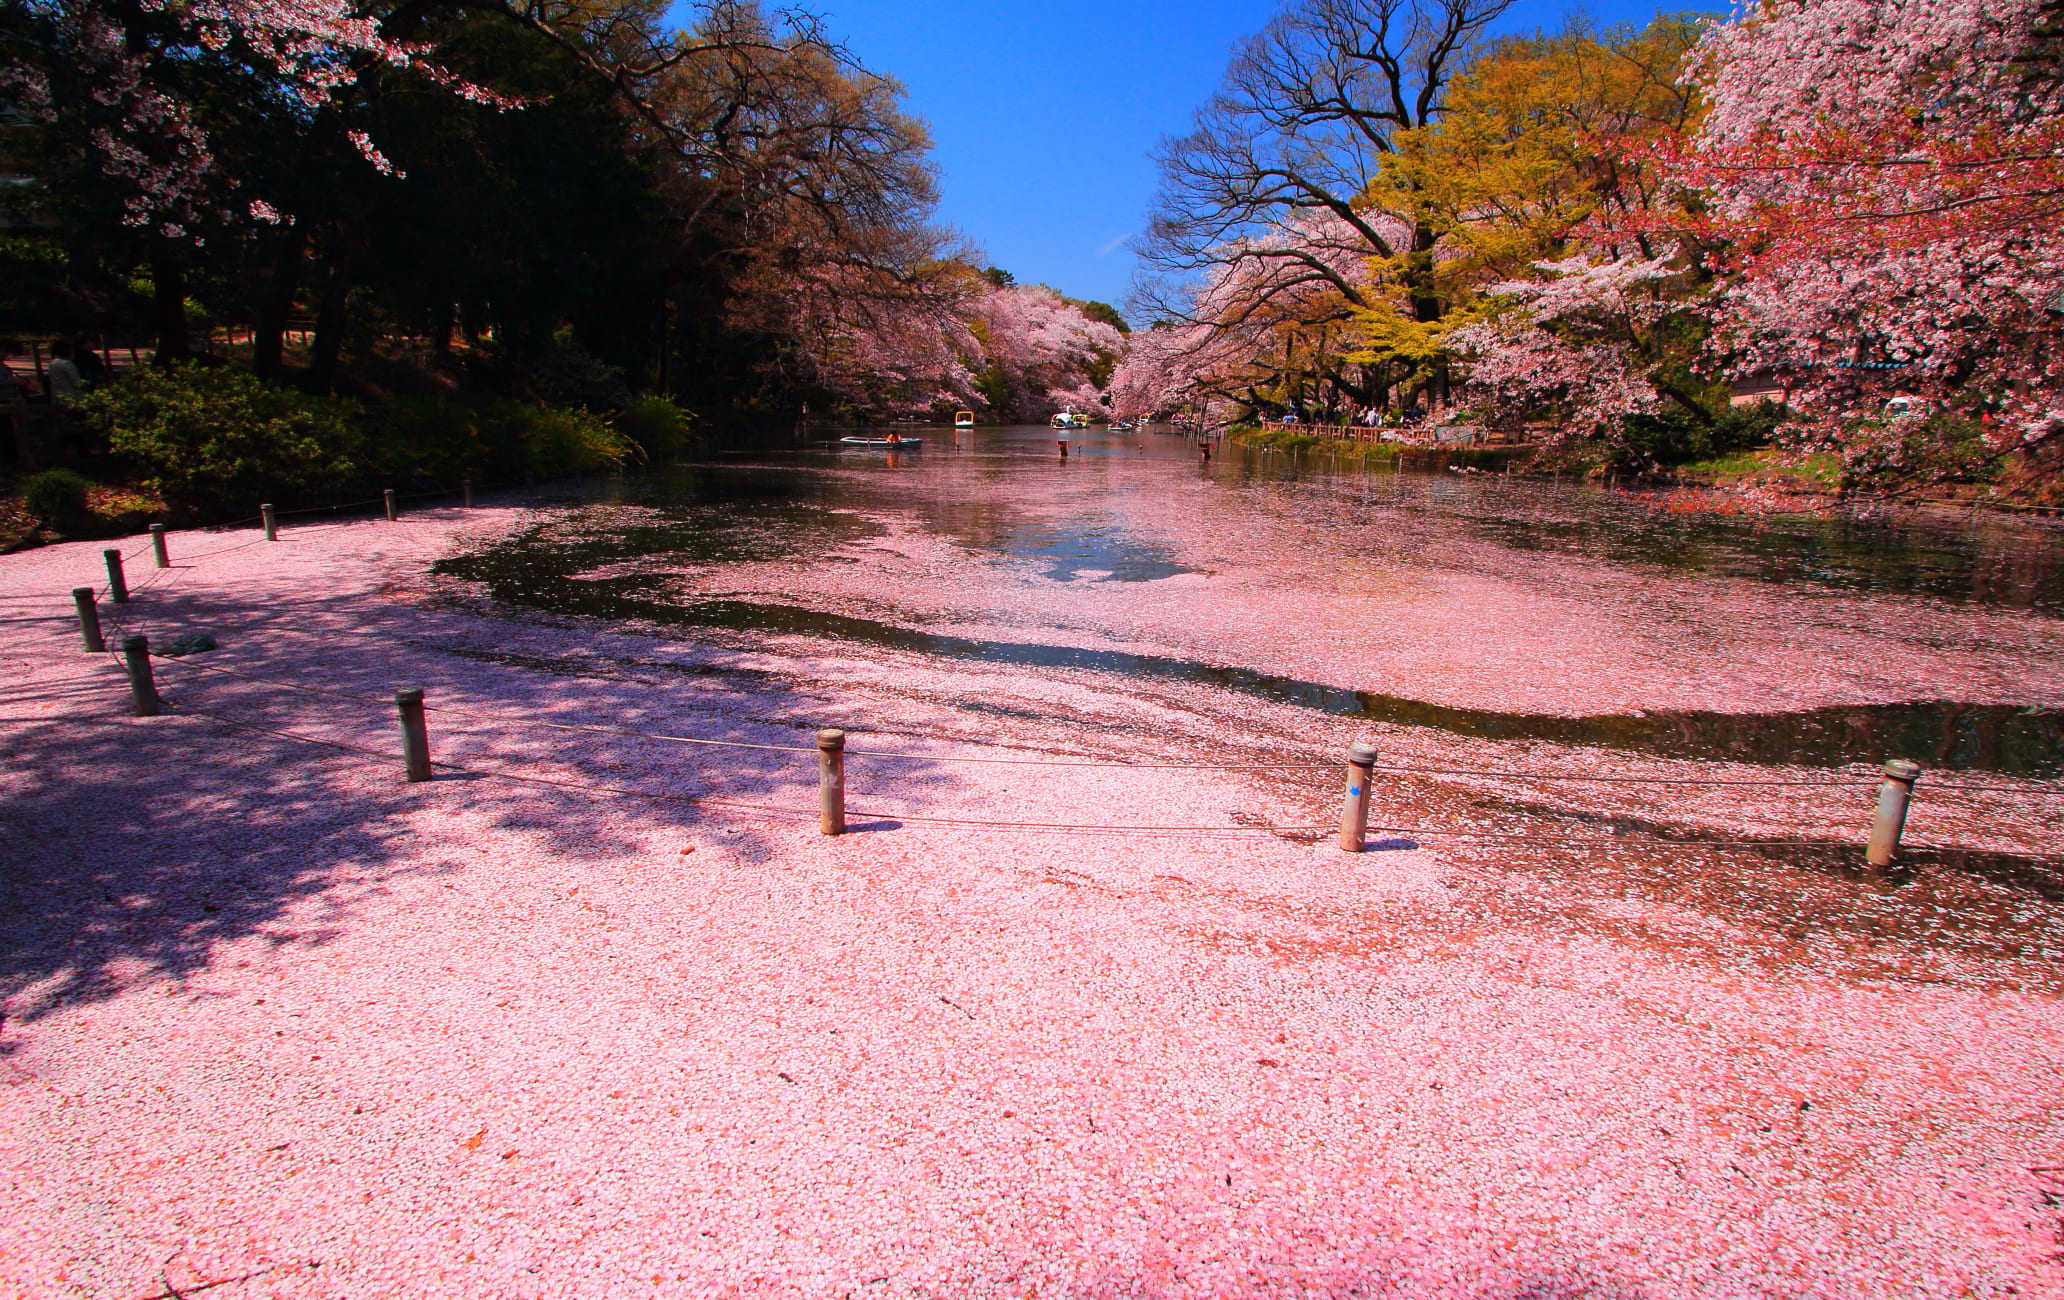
[[45, 341, 83, 406], [0, 340, 33, 405], [2, 340, 37, 470], [71, 337, 110, 387]]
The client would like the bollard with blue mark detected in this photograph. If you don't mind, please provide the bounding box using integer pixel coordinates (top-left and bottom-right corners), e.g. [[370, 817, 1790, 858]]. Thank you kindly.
[[1338, 741, 1378, 851]]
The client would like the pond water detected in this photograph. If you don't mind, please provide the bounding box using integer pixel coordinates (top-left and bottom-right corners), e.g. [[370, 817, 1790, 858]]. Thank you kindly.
[[437, 424, 2064, 774]]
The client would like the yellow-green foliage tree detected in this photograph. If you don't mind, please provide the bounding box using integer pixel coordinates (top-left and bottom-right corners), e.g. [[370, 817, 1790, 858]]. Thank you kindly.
[[1345, 18, 1706, 405]]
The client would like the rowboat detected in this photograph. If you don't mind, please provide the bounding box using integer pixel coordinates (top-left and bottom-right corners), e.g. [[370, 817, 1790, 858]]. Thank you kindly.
[[839, 436, 922, 447]]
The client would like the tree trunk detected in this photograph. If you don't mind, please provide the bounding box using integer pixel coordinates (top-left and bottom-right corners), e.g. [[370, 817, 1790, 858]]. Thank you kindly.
[[1409, 224, 1442, 325], [656, 291, 670, 396], [432, 300, 455, 363], [307, 238, 354, 393], [150, 245, 190, 367], [252, 226, 307, 380]]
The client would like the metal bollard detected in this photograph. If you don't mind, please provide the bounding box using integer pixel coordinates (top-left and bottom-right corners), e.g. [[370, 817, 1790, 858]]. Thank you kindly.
[[1338, 741, 1378, 851], [394, 688, 432, 783], [103, 548, 128, 603], [384, 489, 398, 522], [150, 523, 169, 568], [818, 728, 846, 836], [72, 587, 104, 652], [262, 503, 277, 541], [1866, 759, 1922, 866], [462, 478, 473, 509], [121, 634, 159, 716]]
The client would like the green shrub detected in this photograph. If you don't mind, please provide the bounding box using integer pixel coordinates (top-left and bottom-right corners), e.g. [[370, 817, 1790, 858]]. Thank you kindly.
[[533, 343, 630, 410], [79, 365, 359, 516], [1838, 409, 1997, 492], [362, 395, 638, 487], [1613, 402, 1784, 472], [612, 395, 692, 462], [365, 395, 498, 485], [510, 404, 635, 479], [23, 468, 91, 532]]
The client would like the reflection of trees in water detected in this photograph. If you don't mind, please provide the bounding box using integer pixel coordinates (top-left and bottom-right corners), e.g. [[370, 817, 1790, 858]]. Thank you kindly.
[[1219, 443, 2064, 610]]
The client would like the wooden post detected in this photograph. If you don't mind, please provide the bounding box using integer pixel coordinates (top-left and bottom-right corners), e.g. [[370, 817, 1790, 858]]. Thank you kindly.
[[121, 634, 159, 716], [1338, 742, 1378, 852], [818, 728, 846, 836], [394, 687, 432, 783], [150, 523, 169, 568], [261, 503, 277, 541], [384, 489, 398, 522], [103, 548, 128, 603], [462, 478, 473, 509], [1866, 759, 1921, 867], [72, 587, 104, 652]]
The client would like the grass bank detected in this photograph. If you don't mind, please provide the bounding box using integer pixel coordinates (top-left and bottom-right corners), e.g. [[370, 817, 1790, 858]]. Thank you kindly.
[[1673, 447, 1842, 493], [1228, 426, 1531, 472]]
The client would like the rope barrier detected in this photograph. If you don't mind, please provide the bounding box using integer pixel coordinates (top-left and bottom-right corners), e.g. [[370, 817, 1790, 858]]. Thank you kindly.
[[157, 695, 1882, 847], [1379, 763, 1875, 789], [270, 495, 390, 520], [156, 697, 1314, 836], [130, 638, 2064, 794], [144, 653, 393, 705]]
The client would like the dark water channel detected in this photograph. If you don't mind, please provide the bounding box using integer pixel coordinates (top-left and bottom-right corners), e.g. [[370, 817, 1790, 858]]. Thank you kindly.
[[437, 425, 2064, 775]]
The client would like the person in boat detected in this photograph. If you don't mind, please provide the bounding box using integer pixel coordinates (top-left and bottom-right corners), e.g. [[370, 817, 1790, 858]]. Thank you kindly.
[[886, 430, 902, 443]]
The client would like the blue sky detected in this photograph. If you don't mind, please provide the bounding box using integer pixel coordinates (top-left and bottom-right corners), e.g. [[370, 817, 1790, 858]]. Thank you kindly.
[[715, 1, 1686, 312]]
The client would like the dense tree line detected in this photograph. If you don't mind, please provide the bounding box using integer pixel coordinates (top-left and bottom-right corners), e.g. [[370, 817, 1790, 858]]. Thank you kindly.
[[0, 0, 1120, 439], [1117, 0, 2064, 502]]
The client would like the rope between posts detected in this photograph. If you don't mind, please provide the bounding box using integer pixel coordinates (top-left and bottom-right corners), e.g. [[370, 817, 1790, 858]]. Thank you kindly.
[[155, 698, 1321, 836], [156, 701, 1964, 854], [64, 633, 2064, 849], [131, 648, 2064, 793], [155, 696, 1880, 847], [1379, 763, 1876, 788]]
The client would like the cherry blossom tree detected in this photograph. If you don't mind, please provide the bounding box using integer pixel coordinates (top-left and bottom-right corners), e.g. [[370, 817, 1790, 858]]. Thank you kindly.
[[1449, 252, 1692, 438], [1671, 0, 2064, 492], [782, 271, 1127, 421]]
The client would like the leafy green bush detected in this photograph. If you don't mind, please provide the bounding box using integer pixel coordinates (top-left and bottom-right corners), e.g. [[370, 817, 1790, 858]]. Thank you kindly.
[[356, 394, 639, 488], [79, 365, 359, 515], [365, 395, 497, 485], [1613, 402, 1784, 472], [1838, 409, 1998, 492], [612, 395, 692, 462], [533, 342, 630, 410], [511, 404, 634, 478], [22, 468, 91, 531]]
